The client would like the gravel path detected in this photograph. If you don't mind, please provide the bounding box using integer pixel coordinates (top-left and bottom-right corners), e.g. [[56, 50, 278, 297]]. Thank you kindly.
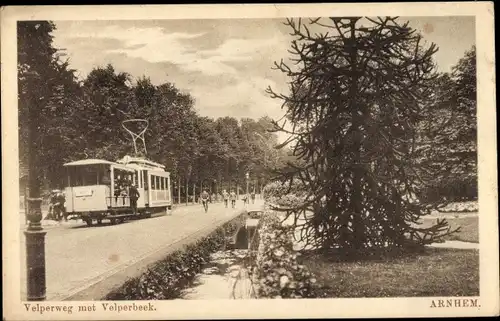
[[427, 240, 479, 250]]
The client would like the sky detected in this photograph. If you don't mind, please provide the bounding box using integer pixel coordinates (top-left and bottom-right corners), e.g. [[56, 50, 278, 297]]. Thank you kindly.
[[52, 16, 475, 140]]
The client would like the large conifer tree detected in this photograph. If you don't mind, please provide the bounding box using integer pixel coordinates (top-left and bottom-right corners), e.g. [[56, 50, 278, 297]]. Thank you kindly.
[[267, 17, 458, 253]]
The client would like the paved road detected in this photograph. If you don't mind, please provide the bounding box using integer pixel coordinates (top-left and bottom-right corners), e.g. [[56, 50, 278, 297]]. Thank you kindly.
[[19, 200, 263, 301]]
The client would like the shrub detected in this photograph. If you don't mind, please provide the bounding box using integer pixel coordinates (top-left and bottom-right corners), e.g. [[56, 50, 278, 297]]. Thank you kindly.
[[252, 211, 319, 299], [263, 180, 309, 209], [104, 217, 240, 300], [419, 176, 478, 204], [438, 201, 478, 213]]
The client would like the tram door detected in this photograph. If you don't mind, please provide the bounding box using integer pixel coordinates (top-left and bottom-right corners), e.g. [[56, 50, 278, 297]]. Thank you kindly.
[[137, 170, 148, 208]]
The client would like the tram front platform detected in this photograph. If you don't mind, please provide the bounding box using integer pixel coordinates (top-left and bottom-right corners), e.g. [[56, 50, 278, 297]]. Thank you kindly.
[[19, 200, 264, 301]]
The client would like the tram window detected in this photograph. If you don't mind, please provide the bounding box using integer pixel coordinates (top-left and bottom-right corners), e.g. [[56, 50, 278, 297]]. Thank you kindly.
[[160, 177, 164, 190], [100, 172, 111, 185], [157, 177, 161, 190], [151, 176, 156, 189], [69, 166, 99, 186]]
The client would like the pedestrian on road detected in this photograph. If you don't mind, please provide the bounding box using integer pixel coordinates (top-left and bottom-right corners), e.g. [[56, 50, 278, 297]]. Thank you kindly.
[[129, 184, 140, 215], [251, 190, 256, 204], [201, 189, 210, 213], [230, 190, 237, 209], [223, 189, 229, 208]]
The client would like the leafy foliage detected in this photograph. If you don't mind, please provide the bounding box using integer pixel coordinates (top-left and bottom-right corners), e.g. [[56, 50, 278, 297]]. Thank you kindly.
[[416, 46, 477, 203], [17, 21, 287, 192]]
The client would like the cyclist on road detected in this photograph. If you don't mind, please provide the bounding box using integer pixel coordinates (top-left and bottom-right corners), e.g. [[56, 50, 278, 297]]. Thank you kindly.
[[230, 190, 237, 209], [201, 189, 210, 213], [222, 189, 229, 208]]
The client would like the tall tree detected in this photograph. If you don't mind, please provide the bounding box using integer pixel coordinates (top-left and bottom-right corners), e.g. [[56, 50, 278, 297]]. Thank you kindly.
[[267, 17, 458, 253], [450, 46, 477, 197], [78, 64, 135, 160], [416, 47, 477, 202], [18, 21, 82, 188]]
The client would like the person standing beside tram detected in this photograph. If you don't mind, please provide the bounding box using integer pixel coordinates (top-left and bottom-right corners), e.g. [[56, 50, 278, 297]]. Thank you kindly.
[[56, 191, 67, 221], [46, 190, 62, 221], [129, 183, 140, 216]]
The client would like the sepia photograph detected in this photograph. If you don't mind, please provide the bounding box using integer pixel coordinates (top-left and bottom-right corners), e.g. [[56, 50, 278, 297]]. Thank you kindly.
[[2, 3, 498, 320]]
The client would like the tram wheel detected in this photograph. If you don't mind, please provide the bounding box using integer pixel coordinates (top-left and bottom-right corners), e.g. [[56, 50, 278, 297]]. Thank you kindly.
[[117, 218, 124, 224], [85, 219, 93, 227], [97, 219, 103, 225], [110, 218, 117, 225]]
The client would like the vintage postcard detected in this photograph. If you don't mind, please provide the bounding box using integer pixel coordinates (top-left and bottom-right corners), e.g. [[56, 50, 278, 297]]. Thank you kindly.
[[2, 2, 498, 320]]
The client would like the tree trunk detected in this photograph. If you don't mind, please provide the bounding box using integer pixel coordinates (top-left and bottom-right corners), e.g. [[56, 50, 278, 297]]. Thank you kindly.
[[177, 177, 181, 205], [185, 179, 188, 206], [348, 18, 363, 251]]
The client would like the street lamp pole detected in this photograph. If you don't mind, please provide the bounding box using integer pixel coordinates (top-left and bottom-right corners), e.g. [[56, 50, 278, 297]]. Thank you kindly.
[[24, 77, 47, 301]]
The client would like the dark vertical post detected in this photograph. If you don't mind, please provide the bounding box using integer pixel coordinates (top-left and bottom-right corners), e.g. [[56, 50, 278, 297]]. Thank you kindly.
[[24, 92, 47, 301], [193, 182, 196, 204], [245, 173, 249, 204], [177, 177, 181, 205], [185, 178, 188, 206], [24, 186, 29, 225]]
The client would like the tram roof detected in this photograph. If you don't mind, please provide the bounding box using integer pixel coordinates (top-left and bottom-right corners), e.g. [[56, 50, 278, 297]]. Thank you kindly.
[[63, 159, 136, 172], [63, 159, 115, 166], [116, 156, 165, 169]]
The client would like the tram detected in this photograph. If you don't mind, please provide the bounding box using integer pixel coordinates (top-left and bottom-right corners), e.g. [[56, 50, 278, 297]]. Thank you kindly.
[[63, 155, 172, 226]]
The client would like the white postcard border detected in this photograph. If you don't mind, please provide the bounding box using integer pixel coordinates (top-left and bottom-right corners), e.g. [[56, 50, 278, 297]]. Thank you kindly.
[[2, 3, 497, 320]]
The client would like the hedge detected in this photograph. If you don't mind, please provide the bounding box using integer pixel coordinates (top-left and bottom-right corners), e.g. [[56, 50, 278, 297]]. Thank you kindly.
[[251, 211, 319, 299], [104, 215, 245, 300], [419, 176, 478, 204]]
